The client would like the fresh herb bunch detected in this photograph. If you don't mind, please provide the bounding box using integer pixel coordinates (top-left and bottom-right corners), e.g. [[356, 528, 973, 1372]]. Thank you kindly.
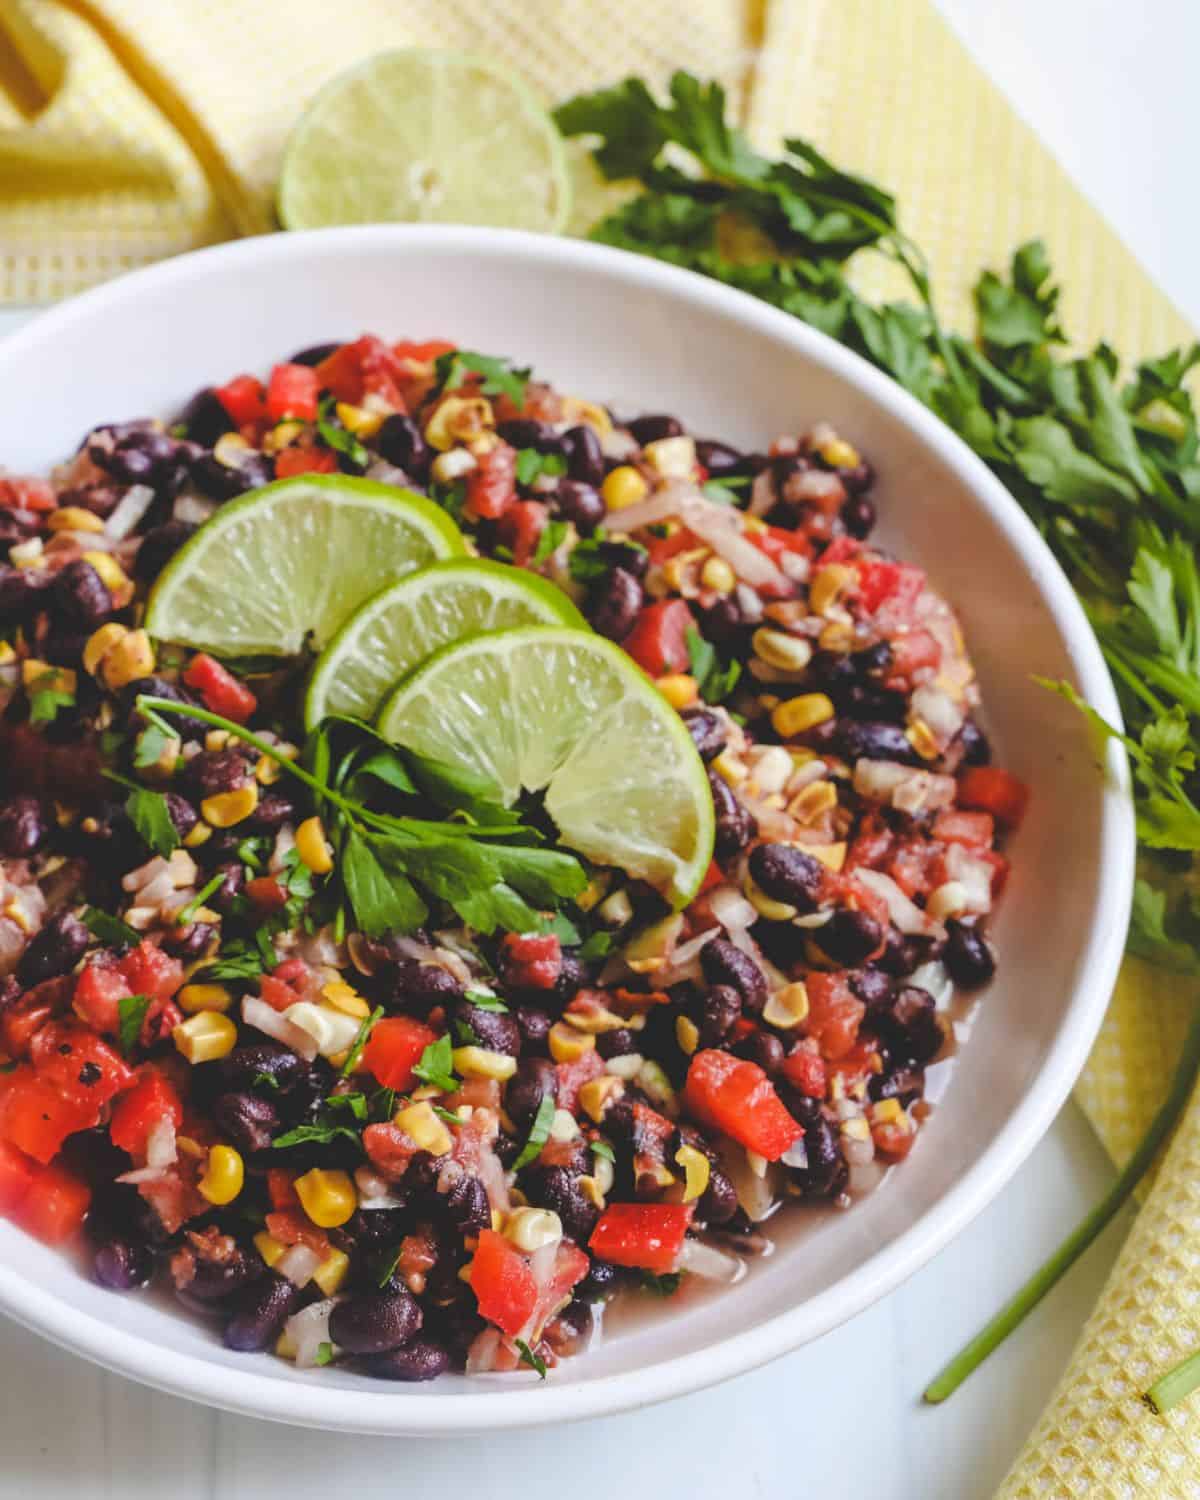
[[559, 70, 1200, 1403]]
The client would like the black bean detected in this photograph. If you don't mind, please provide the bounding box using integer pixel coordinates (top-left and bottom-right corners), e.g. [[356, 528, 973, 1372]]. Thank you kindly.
[[133, 521, 197, 584], [513, 1005, 552, 1050], [17, 910, 89, 985], [553, 480, 605, 535], [522, 1164, 599, 1243], [289, 342, 340, 366], [886, 985, 944, 1063], [696, 1164, 739, 1225], [788, 1109, 848, 1200], [162, 922, 216, 965], [589, 566, 643, 641], [360, 1338, 451, 1382], [869, 1065, 925, 1106], [342, 1207, 411, 1257], [177, 388, 234, 446], [627, 414, 683, 444], [330, 1288, 422, 1355], [204, 861, 243, 916], [561, 424, 605, 486], [444, 1174, 490, 1235], [505, 1057, 558, 1131], [193, 451, 273, 501], [699, 594, 746, 647], [454, 998, 521, 1057], [53, 559, 112, 630], [748, 843, 823, 913], [184, 1249, 256, 1303], [0, 565, 51, 622], [184, 749, 251, 801], [690, 983, 741, 1046], [0, 795, 50, 858], [497, 419, 561, 453], [732, 1029, 784, 1075], [681, 707, 726, 762], [838, 720, 921, 765], [841, 460, 876, 495], [596, 1027, 638, 1060], [577, 1258, 621, 1301], [849, 967, 894, 1011], [93, 1237, 153, 1291], [388, 956, 463, 1014], [249, 790, 296, 831], [120, 674, 206, 742], [810, 649, 856, 696], [944, 919, 996, 988], [956, 719, 991, 766], [709, 771, 757, 861], [217, 1042, 307, 1094], [594, 538, 649, 580], [701, 938, 768, 1014], [160, 792, 197, 840], [377, 414, 431, 478], [214, 1091, 280, 1154], [813, 909, 883, 967], [695, 439, 745, 477], [856, 640, 893, 678], [223, 1272, 300, 1352], [840, 495, 877, 539], [0, 509, 40, 546]]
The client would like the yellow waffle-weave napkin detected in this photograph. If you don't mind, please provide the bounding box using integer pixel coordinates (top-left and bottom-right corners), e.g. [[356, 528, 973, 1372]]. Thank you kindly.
[[1, 2, 1199, 1492]]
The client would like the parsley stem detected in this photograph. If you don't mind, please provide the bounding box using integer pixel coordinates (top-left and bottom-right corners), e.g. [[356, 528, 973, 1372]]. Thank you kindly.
[[1145, 1347, 1200, 1415], [924, 1002, 1200, 1403]]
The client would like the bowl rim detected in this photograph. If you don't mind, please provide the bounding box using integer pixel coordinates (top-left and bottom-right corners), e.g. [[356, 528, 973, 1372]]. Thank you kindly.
[[0, 224, 1135, 1433]]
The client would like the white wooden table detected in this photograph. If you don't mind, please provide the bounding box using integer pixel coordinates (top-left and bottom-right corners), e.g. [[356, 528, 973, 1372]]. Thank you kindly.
[[1, 2, 1194, 1492]]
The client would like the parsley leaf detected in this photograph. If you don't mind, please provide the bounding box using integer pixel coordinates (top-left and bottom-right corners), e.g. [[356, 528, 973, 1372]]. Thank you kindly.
[[82, 906, 139, 949], [577, 931, 613, 963], [133, 722, 174, 769], [28, 670, 75, 727], [568, 530, 647, 583], [639, 1271, 684, 1297], [435, 349, 531, 409], [463, 989, 509, 1013], [515, 1339, 547, 1379], [271, 1119, 363, 1150], [512, 1093, 556, 1171], [176, 873, 224, 926], [685, 626, 742, 704], [314, 1342, 335, 1367], [515, 448, 568, 487], [412, 1034, 457, 1093], [590, 1139, 616, 1163], [316, 393, 369, 472], [342, 830, 427, 937], [340, 1005, 383, 1078], [117, 994, 151, 1056], [533, 518, 568, 563], [103, 771, 181, 859]]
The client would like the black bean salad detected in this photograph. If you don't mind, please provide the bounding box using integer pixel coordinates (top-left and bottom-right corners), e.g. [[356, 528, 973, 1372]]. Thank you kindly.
[[0, 333, 1026, 1381]]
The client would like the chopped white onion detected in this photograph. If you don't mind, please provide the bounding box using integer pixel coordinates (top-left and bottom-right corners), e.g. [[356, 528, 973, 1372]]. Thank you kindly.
[[747, 468, 776, 517], [853, 868, 944, 938], [104, 484, 155, 540], [781, 1138, 809, 1170], [678, 1238, 745, 1283], [910, 960, 953, 1008], [718, 1137, 779, 1221], [657, 926, 719, 986], [284, 1297, 338, 1367], [277, 1243, 322, 1288], [943, 843, 994, 914], [681, 497, 788, 592], [115, 1165, 172, 1185], [365, 459, 412, 487], [592, 488, 682, 535], [465, 1326, 504, 1375], [241, 995, 318, 1061], [145, 1116, 178, 1170], [171, 492, 216, 526], [708, 885, 757, 932], [911, 684, 964, 745]]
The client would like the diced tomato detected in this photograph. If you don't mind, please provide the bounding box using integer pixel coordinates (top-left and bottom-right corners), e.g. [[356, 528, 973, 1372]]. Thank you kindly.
[[751, 524, 813, 567], [826, 1040, 879, 1093], [0, 476, 56, 512], [72, 958, 131, 1035], [274, 445, 338, 479], [183, 652, 258, 724], [266, 1168, 300, 1210], [620, 599, 694, 675], [698, 859, 725, 895], [555, 1050, 604, 1115], [272, 958, 308, 987], [729, 1015, 758, 1043], [588, 1202, 693, 1274], [109, 1070, 184, 1157], [534, 1242, 590, 1326], [820, 535, 861, 566], [472, 1228, 539, 1337], [266, 362, 320, 423], [873, 1119, 917, 1160], [781, 1046, 827, 1098], [0, 1140, 36, 1215], [932, 809, 995, 848], [957, 766, 1029, 829], [30, 1023, 133, 1111], [886, 836, 941, 900], [856, 558, 925, 617], [465, 441, 518, 520], [246, 876, 288, 913], [886, 628, 940, 683], [10, 1161, 90, 1244], [255, 974, 299, 1013], [316, 335, 408, 408], [362, 1016, 438, 1091], [803, 973, 865, 1061], [0, 1066, 97, 1163], [501, 932, 562, 991], [264, 1209, 330, 1258], [644, 526, 703, 567], [214, 375, 268, 428], [846, 816, 894, 873], [119, 942, 185, 1005], [498, 498, 545, 566], [392, 338, 456, 364], [684, 1050, 802, 1160]]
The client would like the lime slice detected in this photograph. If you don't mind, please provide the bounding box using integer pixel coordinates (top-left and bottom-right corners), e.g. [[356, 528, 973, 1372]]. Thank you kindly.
[[145, 475, 464, 657], [377, 627, 715, 906], [306, 559, 586, 729], [277, 50, 570, 234]]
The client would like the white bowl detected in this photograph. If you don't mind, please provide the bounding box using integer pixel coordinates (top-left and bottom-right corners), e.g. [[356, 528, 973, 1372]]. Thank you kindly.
[[0, 226, 1133, 1432]]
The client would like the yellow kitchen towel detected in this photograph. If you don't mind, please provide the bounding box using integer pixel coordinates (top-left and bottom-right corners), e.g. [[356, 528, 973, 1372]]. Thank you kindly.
[[1, 1, 1198, 1493]]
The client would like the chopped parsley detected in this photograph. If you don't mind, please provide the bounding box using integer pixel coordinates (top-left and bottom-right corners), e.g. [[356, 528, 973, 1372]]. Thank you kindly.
[[512, 1092, 556, 1171], [532, 518, 569, 563], [27, 670, 75, 727], [117, 994, 151, 1057], [435, 349, 531, 409], [339, 1004, 384, 1079], [412, 1033, 458, 1093], [515, 1339, 547, 1379], [81, 906, 139, 949]]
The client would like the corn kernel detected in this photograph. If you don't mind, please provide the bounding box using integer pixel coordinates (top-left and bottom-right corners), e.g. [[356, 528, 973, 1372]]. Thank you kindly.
[[601, 465, 649, 511], [762, 981, 810, 1030], [393, 1100, 453, 1156], [906, 719, 940, 762], [841, 1116, 871, 1142], [700, 556, 737, 594], [818, 621, 856, 652], [204, 729, 231, 751], [183, 822, 212, 849], [675, 1014, 700, 1056], [560, 396, 612, 436], [675, 1143, 711, 1203], [711, 750, 747, 786], [655, 673, 698, 711], [47, 506, 105, 534], [296, 816, 334, 874], [80, 550, 130, 597], [810, 563, 855, 617], [549, 1022, 595, 1064], [788, 781, 838, 823], [578, 1075, 624, 1123], [504, 1206, 563, 1253], [100, 629, 155, 691], [201, 783, 259, 828], [575, 873, 611, 913], [643, 435, 697, 479], [213, 432, 250, 466], [320, 979, 369, 1018], [820, 437, 860, 469], [335, 401, 384, 438], [744, 874, 797, 922], [424, 395, 494, 452], [870, 1097, 903, 1125], [430, 447, 478, 485], [253, 1231, 286, 1268], [10, 536, 43, 568], [742, 515, 767, 536], [562, 1000, 627, 1034], [597, 887, 634, 926], [21, 658, 74, 695], [198, 1144, 244, 1205], [772, 692, 835, 738], [255, 756, 283, 785], [579, 1175, 606, 1211], [752, 628, 813, 674], [797, 840, 846, 872], [312, 1248, 351, 1296], [927, 880, 969, 921], [173, 1010, 238, 1063], [275, 1331, 299, 1360], [177, 982, 233, 1015], [294, 1167, 357, 1228], [452, 1045, 518, 1082]]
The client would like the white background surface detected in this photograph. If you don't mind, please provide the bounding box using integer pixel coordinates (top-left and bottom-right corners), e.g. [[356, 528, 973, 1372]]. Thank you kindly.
[[0, 1, 1194, 1494]]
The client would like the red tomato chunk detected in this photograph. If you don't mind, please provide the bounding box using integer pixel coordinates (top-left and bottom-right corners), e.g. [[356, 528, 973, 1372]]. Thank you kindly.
[[957, 766, 1029, 828], [588, 1202, 693, 1274], [183, 653, 257, 724], [620, 599, 694, 675], [685, 1049, 802, 1161], [362, 1017, 439, 1092], [472, 1228, 538, 1337]]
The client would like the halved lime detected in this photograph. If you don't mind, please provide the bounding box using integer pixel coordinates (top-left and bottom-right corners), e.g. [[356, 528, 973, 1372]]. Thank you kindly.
[[145, 475, 464, 657], [306, 559, 586, 729], [277, 50, 570, 234], [377, 627, 715, 906]]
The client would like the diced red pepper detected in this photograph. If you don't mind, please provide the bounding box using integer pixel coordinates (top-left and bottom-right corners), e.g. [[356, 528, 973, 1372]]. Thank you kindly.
[[620, 599, 694, 675], [932, 809, 995, 849], [644, 526, 703, 568], [856, 558, 925, 617], [183, 652, 258, 724], [109, 1070, 184, 1157], [886, 628, 940, 683], [498, 499, 545, 567], [274, 445, 338, 479], [0, 476, 56, 512], [820, 535, 861, 566], [246, 876, 288, 913], [264, 1208, 330, 1258], [30, 1022, 133, 1111], [0, 1066, 97, 1163], [501, 932, 562, 991], [588, 1202, 693, 1274], [72, 957, 131, 1035], [873, 1118, 917, 1160], [315, 336, 407, 408], [684, 1050, 802, 1160], [781, 1046, 827, 1098], [957, 766, 1029, 829], [472, 1228, 538, 1337], [465, 441, 518, 520], [0, 1140, 37, 1215], [266, 362, 320, 423], [10, 1161, 90, 1244], [803, 973, 866, 1061], [362, 1016, 439, 1091], [119, 941, 185, 1005], [256, 974, 301, 1013], [555, 1050, 604, 1115], [214, 375, 268, 428], [392, 338, 457, 364], [885, 835, 941, 900], [751, 524, 813, 567]]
